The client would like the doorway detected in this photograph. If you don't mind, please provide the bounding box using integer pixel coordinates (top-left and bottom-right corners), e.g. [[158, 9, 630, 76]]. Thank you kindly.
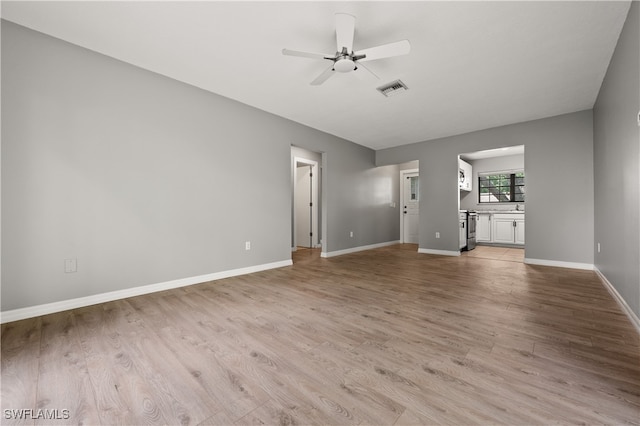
[[292, 153, 320, 251], [401, 169, 419, 244], [458, 145, 525, 254]]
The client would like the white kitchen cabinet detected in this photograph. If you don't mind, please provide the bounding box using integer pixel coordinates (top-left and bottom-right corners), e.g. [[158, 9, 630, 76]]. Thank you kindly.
[[493, 218, 517, 244], [492, 213, 524, 245], [459, 212, 467, 249], [514, 219, 525, 244], [458, 159, 472, 192], [476, 213, 492, 242]]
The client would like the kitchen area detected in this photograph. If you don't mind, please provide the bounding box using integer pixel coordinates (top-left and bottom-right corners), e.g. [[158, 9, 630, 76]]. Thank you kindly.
[[458, 146, 525, 254]]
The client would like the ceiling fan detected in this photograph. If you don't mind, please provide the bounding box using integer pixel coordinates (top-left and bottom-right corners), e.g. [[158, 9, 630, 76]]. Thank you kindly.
[[282, 13, 411, 86]]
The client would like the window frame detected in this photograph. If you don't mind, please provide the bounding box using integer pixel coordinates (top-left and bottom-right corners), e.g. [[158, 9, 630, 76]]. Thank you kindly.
[[478, 170, 525, 204]]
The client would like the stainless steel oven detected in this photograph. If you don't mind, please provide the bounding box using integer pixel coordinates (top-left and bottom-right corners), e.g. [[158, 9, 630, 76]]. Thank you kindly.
[[466, 211, 477, 250]]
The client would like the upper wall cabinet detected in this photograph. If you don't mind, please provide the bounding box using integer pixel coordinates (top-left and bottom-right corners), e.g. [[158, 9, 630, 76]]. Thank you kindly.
[[459, 159, 472, 192]]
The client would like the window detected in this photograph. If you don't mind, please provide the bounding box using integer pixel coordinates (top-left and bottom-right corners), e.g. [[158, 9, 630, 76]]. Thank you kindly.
[[478, 171, 524, 203], [409, 176, 419, 201]]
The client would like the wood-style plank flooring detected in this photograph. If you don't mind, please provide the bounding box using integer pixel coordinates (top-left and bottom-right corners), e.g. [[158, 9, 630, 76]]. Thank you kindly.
[[2, 244, 639, 425], [463, 245, 525, 263]]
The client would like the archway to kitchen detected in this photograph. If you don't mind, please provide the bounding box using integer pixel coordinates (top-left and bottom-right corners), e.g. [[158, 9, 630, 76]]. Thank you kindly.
[[458, 145, 525, 263]]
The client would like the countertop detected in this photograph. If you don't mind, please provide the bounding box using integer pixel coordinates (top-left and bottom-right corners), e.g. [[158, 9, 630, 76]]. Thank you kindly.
[[475, 210, 525, 214]]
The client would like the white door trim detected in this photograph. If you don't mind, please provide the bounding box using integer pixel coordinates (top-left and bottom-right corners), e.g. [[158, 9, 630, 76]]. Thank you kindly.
[[293, 157, 319, 248], [400, 168, 419, 244]]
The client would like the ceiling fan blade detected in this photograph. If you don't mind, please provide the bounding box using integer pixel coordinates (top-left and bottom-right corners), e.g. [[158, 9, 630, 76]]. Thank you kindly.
[[335, 13, 355, 53], [355, 61, 379, 80], [355, 40, 411, 62], [282, 49, 332, 60], [310, 64, 335, 86]]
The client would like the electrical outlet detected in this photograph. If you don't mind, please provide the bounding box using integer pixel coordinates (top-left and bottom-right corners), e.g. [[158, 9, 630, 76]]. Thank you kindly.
[[435, 232, 440, 239], [597, 242, 601, 253], [637, 111, 640, 127], [64, 258, 77, 273], [245, 241, 251, 251], [350, 231, 354, 238]]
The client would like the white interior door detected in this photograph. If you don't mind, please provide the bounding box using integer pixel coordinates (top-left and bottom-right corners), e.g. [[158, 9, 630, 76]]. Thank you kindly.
[[295, 164, 312, 248], [402, 171, 419, 244]]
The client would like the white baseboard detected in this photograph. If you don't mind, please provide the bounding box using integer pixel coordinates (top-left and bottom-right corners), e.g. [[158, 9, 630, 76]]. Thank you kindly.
[[418, 248, 461, 257], [0, 259, 293, 324], [321, 240, 400, 258], [524, 258, 594, 270], [292, 245, 322, 252], [594, 267, 640, 335]]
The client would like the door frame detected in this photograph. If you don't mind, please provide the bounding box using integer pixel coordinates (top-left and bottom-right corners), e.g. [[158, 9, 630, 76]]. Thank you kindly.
[[293, 157, 319, 249], [400, 168, 419, 244]]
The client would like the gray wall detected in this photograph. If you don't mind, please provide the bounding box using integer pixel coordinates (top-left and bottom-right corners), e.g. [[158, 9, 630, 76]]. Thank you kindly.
[[459, 153, 525, 212], [399, 160, 419, 172], [593, 2, 640, 317], [324, 145, 400, 251], [287, 128, 401, 254], [1, 21, 399, 311], [377, 110, 594, 265]]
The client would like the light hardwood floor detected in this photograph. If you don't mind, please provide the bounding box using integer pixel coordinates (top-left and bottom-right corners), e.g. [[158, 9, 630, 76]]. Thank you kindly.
[[2, 244, 639, 425], [462, 245, 525, 263]]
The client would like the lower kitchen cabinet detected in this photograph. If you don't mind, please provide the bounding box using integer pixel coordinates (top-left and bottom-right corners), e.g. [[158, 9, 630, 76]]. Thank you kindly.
[[477, 213, 492, 242], [459, 212, 468, 249], [514, 219, 525, 244], [492, 214, 525, 245]]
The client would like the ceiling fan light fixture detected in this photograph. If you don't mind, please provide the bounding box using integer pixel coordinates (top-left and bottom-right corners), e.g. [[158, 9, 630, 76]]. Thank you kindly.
[[282, 13, 410, 85], [334, 58, 356, 73]]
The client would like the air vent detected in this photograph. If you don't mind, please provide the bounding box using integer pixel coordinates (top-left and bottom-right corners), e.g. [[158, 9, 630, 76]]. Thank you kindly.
[[376, 80, 408, 97]]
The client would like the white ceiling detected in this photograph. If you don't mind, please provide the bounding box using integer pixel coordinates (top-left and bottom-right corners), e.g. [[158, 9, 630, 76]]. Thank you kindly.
[[1, 1, 631, 150]]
